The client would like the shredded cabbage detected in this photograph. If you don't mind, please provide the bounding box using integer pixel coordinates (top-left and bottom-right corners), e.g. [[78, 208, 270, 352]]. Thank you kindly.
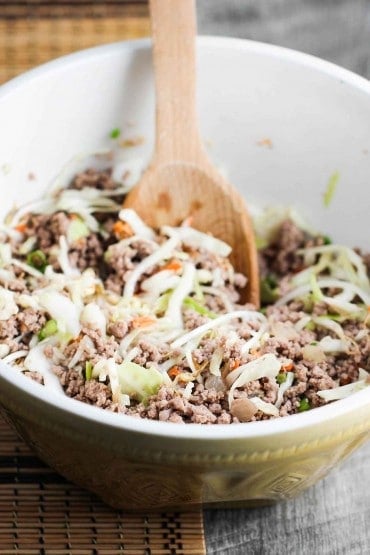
[[0, 288, 19, 320], [318, 371, 369, 401], [162, 225, 232, 257], [38, 290, 81, 337], [117, 361, 164, 402], [227, 353, 281, 408]]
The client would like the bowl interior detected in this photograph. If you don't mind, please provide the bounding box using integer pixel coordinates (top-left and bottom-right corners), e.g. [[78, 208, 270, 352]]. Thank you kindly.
[[0, 37, 369, 440]]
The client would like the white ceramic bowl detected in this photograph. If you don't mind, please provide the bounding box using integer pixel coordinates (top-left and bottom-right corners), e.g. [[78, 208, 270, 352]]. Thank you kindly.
[[0, 38, 369, 510]]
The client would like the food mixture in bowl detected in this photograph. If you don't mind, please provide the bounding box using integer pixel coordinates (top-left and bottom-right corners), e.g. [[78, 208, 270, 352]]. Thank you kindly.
[[0, 150, 369, 424]]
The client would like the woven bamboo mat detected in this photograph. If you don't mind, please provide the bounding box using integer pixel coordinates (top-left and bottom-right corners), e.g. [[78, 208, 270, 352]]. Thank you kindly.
[[0, 415, 206, 554], [0, 2, 206, 553], [0, 1, 150, 83]]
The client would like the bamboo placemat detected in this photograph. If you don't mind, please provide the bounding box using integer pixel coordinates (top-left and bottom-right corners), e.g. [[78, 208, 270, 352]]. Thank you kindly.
[[0, 414, 206, 554], [0, 1, 150, 83], [0, 2, 206, 553]]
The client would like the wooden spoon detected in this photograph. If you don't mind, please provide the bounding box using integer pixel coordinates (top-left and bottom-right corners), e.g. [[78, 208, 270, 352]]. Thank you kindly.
[[123, 0, 259, 305]]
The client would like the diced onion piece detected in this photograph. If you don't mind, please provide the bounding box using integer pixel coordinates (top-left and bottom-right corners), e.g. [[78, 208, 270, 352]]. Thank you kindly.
[[16, 294, 40, 310], [209, 347, 224, 376], [248, 397, 279, 417], [80, 302, 106, 335], [270, 321, 300, 341], [0, 243, 12, 266], [106, 358, 121, 403], [318, 336, 349, 354], [0, 287, 19, 320], [302, 344, 326, 363], [0, 269, 15, 284], [183, 382, 194, 399]]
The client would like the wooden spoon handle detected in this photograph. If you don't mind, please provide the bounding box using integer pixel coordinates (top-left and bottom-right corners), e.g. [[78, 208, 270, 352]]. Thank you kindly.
[[150, 0, 203, 165]]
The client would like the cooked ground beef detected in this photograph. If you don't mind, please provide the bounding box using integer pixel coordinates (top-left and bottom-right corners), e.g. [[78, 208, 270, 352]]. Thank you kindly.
[[68, 233, 105, 273], [0, 309, 46, 352], [22, 211, 70, 251], [70, 168, 117, 191], [104, 239, 157, 294], [1, 162, 369, 424]]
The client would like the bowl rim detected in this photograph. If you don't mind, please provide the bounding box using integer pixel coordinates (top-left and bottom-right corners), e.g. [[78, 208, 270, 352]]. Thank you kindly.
[[0, 36, 369, 441]]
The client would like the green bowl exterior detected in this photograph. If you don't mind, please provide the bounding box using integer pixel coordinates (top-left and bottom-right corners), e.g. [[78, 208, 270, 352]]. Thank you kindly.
[[1, 380, 369, 511]]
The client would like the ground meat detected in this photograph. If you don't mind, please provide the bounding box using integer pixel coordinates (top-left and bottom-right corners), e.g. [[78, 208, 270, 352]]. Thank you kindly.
[[0, 316, 18, 341], [104, 240, 156, 294], [127, 385, 234, 424], [0, 309, 45, 349], [203, 294, 227, 313], [107, 321, 129, 340], [260, 219, 306, 276], [183, 309, 208, 330], [2, 200, 369, 426], [70, 168, 117, 191], [63, 327, 122, 367], [7, 278, 28, 293], [53, 365, 123, 411], [132, 339, 165, 367], [22, 211, 70, 251], [68, 233, 105, 273], [17, 308, 46, 334], [24, 371, 44, 385]]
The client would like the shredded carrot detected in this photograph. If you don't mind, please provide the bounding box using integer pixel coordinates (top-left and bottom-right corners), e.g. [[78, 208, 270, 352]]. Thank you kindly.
[[15, 223, 27, 233], [229, 359, 240, 371], [168, 366, 181, 379], [113, 220, 134, 239], [282, 361, 294, 372], [131, 315, 156, 329], [161, 259, 182, 272]]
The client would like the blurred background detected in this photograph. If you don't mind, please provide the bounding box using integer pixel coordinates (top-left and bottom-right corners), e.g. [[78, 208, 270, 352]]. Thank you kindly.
[[1, 0, 370, 83]]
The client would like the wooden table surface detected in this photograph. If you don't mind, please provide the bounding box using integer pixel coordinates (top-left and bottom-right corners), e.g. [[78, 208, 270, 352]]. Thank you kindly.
[[198, 2, 370, 554], [1, 2, 369, 554]]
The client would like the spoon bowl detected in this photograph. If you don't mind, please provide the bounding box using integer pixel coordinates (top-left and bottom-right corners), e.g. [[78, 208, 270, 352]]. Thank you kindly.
[[124, 0, 259, 305], [125, 161, 260, 304]]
